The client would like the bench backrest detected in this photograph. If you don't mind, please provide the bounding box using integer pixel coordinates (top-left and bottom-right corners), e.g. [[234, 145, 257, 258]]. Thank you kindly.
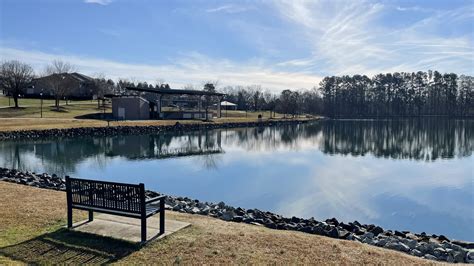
[[65, 176, 145, 214]]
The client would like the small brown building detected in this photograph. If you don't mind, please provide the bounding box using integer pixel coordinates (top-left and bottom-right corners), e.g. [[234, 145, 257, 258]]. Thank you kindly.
[[112, 96, 150, 120]]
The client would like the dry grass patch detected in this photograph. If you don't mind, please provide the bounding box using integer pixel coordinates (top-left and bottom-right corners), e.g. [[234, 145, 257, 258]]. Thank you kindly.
[[119, 211, 439, 265]]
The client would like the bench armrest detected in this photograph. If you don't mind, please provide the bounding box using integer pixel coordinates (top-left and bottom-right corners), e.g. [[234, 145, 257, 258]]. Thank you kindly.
[[145, 195, 166, 204]]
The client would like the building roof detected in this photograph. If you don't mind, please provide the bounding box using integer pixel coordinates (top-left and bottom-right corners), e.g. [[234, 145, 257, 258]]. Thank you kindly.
[[34, 72, 94, 83], [126, 86, 224, 96], [69, 72, 94, 82], [220, 101, 237, 106]]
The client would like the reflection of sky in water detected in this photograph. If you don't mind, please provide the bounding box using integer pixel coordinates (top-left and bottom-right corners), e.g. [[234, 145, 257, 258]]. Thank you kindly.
[[0, 120, 472, 241]]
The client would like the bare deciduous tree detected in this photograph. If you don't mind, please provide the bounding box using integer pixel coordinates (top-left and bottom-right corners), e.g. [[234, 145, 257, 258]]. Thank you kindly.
[[0, 60, 35, 108], [43, 60, 77, 110], [92, 73, 114, 108]]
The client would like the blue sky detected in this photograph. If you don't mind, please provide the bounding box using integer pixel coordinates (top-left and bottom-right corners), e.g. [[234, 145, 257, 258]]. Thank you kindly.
[[0, 0, 473, 91]]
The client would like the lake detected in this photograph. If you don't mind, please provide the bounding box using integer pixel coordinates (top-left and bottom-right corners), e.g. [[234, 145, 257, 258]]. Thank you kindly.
[[0, 119, 472, 241]]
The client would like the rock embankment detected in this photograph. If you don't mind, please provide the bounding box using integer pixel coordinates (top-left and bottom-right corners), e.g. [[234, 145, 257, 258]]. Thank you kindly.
[[1, 167, 472, 263], [0, 119, 313, 141]]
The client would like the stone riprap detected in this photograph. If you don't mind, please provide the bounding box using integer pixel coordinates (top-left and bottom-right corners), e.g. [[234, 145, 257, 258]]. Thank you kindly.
[[1, 167, 473, 263], [0, 119, 315, 141]]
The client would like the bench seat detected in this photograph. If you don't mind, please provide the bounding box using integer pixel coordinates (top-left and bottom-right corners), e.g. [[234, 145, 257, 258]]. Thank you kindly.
[[66, 176, 165, 243], [71, 203, 163, 218]]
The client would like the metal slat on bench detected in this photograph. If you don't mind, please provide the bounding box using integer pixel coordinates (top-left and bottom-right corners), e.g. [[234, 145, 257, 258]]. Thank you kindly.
[[68, 177, 143, 214]]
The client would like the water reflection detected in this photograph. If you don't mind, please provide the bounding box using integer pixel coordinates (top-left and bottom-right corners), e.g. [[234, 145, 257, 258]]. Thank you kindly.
[[1, 119, 472, 176], [319, 119, 472, 160]]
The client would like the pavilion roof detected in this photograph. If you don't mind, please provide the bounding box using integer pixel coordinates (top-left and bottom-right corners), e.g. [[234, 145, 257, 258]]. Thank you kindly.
[[126, 87, 224, 96]]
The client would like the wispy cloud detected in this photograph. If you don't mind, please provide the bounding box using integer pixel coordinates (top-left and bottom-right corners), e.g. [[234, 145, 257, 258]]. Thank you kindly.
[[84, 0, 113, 6], [395, 6, 435, 12], [206, 4, 252, 14], [0, 47, 321, 91], [272, 0, 474, 76]]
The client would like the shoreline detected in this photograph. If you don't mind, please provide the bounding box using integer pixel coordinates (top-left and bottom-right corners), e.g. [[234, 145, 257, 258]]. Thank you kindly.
[[0, 118, 320, 141], [0, 167, 472, 263]]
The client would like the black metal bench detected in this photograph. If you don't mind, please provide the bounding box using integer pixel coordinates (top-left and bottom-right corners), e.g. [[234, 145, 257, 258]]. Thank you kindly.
[[65, 176, 165, 243]]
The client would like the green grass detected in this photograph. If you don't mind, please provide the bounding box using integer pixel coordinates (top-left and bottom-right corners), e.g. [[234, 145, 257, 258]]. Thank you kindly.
[[0, 96, 56, 107], [0, 96, 96, 107], [0, 96, 110, 119]]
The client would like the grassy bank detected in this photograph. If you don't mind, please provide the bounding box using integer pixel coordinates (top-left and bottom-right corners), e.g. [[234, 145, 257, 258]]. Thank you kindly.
[[0, 182, 437, 264], [0, 96, 314, 132]]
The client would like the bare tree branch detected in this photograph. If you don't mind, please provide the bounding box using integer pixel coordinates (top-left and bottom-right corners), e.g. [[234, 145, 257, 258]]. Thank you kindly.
[[0, 60, 35, 108]]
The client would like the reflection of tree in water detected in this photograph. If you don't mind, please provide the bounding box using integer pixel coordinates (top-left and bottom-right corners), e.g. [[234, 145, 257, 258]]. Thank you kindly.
[[216, 119, 472, 161], [195, 153, 222, 170], [319, 119, 472, 160], [221, 124, 322, 152], [0, 138, 108, 176], [0, 119, 471, 175], [0, 130, 225, 175]]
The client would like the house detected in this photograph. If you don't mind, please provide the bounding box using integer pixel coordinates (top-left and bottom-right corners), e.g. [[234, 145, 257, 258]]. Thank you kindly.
[[28, 72, 97, 99]]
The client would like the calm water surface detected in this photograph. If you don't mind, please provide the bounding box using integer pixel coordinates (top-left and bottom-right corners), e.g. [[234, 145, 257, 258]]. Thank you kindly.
[[1, 119, 473, 241]]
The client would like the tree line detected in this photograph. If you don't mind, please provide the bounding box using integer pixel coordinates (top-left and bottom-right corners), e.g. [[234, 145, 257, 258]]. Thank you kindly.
[[1, 60, 472, 117], [319, 71, 473, 117]]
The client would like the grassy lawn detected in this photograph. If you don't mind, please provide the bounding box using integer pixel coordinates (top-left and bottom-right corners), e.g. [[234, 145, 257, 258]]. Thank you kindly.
[[0, 96, 109, 119], [0, 182, 437, 264], [0, 96, 95, 108]]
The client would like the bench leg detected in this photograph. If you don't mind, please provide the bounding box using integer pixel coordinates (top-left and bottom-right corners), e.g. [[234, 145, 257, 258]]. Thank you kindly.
[[88, 210, 93, 222], [160, 201, 165, 235], [67, 207, 73, 228], [141, 217, 147, 243]]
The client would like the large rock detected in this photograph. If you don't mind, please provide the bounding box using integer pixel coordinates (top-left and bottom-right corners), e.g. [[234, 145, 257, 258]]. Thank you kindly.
[[374, 237, 388, 247], [339, 222, 357, 232], [394, 230, 406, 238], [385, 242, 410, 253], [220, 210, 235, 221], [448, 250, 465, 263], [401, 238, 417, 249], [326, 227, 339, 238], [325, 217, 339, 226], [452, 240, 474, 249], [466, 250, 474, 263], [423, 254, 438, 261], [369, 226, 384, 236], [410, 249, 423, 257], [361, 232, 374, 239], [433, 247, 447, 260]]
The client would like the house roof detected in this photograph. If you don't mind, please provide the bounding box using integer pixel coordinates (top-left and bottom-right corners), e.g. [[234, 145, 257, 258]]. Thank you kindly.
[[34, 72, 94, 83], [70, 73, 94, 82], [126, 87, 224, 96]]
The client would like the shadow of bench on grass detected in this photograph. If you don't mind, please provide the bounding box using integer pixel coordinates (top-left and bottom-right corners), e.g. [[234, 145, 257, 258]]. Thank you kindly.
[[0, 228, 139, 264]]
